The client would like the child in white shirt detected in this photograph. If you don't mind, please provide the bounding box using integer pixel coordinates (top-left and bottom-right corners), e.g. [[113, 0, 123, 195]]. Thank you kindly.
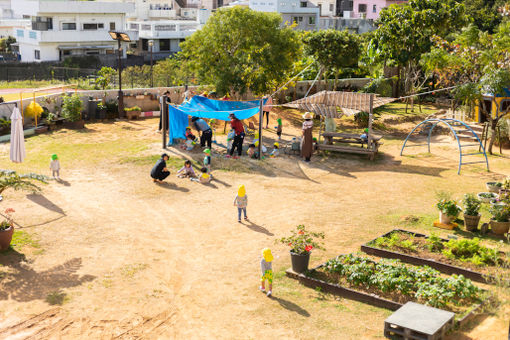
[[50, 154, 60, 179]]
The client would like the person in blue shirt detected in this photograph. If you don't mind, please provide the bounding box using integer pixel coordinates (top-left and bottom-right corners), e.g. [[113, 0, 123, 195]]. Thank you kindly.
[[191, 116, 212, 148]]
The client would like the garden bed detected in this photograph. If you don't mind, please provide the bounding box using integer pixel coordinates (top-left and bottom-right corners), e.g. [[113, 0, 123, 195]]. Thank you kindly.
[[361, 229, 509, 284], [286, 254, 489, 327]]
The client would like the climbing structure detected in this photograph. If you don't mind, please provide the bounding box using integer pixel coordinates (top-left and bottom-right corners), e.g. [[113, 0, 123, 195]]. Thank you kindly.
[[401, 118, 489, 174]]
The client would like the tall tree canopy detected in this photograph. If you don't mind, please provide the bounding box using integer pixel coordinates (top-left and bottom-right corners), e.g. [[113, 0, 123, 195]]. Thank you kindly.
[[304, 29, 361, 89], [180, 7, 301, 96]]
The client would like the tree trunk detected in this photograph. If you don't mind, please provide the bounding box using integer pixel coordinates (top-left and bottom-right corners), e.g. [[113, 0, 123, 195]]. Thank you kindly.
[[487, 119, 498, 155], [334, 71, 338, 91]]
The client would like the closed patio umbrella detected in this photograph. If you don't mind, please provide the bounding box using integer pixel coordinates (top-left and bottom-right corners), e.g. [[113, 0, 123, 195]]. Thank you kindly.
[[10, 107, 26, 163]]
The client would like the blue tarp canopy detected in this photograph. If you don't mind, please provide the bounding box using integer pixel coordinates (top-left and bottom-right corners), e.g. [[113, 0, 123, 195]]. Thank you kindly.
[[167, 95, 265, 144]]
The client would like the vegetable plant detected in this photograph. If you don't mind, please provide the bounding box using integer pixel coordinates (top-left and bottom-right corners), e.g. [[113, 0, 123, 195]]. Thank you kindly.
[[373, 232, 417, 252], [462, 193, 481, 216], [61, 94, 83, 122], [322, 254, 481, 308], [436, 199, 461, 216], [426, 232, 444, 252], [489, 204, 510, 222], [442, 238, 500, 266], [277, 225, 325, 255]]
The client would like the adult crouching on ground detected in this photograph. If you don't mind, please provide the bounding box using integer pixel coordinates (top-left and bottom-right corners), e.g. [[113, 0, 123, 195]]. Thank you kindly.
[[301, 112, 314, 163], [227, 113, 245, 159], [192, 116, 213, 148], [151, 153, 171, 183]]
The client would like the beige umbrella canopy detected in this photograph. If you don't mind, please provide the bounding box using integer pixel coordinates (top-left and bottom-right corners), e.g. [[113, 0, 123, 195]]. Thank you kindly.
[[10, 107, 26, 163], [282, 91, 396, 118]]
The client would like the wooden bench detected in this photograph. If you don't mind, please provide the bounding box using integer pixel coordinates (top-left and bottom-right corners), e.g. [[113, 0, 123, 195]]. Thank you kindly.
[[319, 132, 382, 160]]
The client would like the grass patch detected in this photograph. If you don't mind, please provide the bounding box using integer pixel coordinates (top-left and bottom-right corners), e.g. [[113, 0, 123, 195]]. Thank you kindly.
[[45, 290, 70, 305], [9, 230, 41, 251], [120, 263, 148, 279]]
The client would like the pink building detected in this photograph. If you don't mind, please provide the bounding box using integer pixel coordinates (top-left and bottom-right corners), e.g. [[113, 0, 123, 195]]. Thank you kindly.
[[350, 0, 407, 20]]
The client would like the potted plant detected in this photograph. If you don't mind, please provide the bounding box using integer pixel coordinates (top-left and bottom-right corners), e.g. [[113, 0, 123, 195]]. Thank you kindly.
[[477, 192, 497, 203], [277, 225, 324, 273], [61, 94, 85, 129], [489, 204, 510, 235], [97, 102, 107, 119], [0, 170, 47, 201], [125, 106, 142, 120], [436, 198, 461, 225], [462, 193, 481, 231], [486, 181, 502, 193], [500, 177, 510, 196], [0, 208, 15, 251]]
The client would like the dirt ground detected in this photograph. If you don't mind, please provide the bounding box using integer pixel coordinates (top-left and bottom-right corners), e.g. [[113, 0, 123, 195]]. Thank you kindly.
[[0, 110, 508, 339]]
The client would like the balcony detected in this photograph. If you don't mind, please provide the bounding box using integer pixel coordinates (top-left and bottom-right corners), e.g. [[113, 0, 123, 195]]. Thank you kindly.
[[16, 29, 120, 43], [149, 9, 177, 18]]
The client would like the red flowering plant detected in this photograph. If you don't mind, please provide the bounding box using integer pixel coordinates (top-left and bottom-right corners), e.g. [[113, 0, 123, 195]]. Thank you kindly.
[[277, 225, 325, 255], [0, 208, 14, 231]]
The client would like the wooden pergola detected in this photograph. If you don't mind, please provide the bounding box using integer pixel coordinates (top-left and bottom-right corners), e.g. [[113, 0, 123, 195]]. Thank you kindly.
[[283, 91, 395, 160]]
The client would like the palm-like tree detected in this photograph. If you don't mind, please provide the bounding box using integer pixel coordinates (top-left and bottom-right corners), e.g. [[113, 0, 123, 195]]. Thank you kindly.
[[0, 170, 47, 200]]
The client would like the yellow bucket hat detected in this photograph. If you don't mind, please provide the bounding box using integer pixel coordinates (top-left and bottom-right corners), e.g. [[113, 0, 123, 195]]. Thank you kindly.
[[262, 248, 273, 262], [238, 185, 246, 197]]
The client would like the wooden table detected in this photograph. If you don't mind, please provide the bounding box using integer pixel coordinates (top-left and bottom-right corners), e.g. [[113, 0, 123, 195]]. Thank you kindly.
[[319, 132, 382, 160]]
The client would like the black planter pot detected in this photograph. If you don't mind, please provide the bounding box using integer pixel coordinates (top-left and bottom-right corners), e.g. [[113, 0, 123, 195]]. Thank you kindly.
[[290, 251, 310, 273]]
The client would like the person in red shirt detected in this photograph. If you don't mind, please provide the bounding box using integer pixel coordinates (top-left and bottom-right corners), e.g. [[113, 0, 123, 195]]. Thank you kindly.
[[228, 113, 245, 158]]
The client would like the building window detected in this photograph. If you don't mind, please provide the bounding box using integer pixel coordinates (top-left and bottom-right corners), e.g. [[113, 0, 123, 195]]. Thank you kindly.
[[308, 16, 315, 25], [110, 22, 116, 30], [358, 4, 367, 13], [34, 50, 40, 60], [329, 3, 334, 11], [129, 23, 139, 30], [501, 100, 510, 113], [292, 16, 303, 23], [63, 50, 71, 56], [29, 31, 37, 39], [155, 24, 176, 31], [372, 4, 376, 13], [142, 39, 149, 51], [16, 29, 24, 38], [141, 24, 152, 30], [159, 39, 170, 51], [32, 16, 52, 31], [62, 23, 76, 30], [348, 1, 353, 10], [83, 23, 104, 30], [300, 1, 307, 7]]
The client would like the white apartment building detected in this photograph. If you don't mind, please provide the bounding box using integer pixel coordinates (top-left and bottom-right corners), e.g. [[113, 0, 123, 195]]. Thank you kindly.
[[249, 0, 320, 31], [128, 8, 209, 60], [310, 0, 335, 17], [11, 0, 134, 62]]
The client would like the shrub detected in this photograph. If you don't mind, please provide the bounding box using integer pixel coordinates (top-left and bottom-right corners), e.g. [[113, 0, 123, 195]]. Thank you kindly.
[[276, 225, 325, 255], [24, 101, 44, 119], [463, 193, 481, 216], [489, 204, 510, 222], [354, 111, 369, 128], [61, 94, 83, 122], [125, 106, 141, 112]]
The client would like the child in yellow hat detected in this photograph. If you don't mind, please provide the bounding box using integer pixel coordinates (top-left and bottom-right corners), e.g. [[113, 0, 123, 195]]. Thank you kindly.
[[270, 142, 279, 158], [234, 185, 248, 222], [260, 248, 274, 297]]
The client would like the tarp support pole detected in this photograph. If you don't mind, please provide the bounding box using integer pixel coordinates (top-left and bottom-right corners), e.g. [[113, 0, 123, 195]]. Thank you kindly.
[[162, 95, 168, 149], [258, 98, 263, 159], [368, 94, 374, 151]]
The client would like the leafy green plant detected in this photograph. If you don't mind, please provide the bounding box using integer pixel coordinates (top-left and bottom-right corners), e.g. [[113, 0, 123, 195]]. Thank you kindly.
[[478, 192, 497, 199], [436, 198, 461, 216], [125, 106, 141, 112], [373, 232, 417, 252], [0, 170, 47, 198], [426, 232, 444, 252], [46, 112, 56, 123], [0, 208, 14, 231], [277, 225, 325, 255], [462, 193, 481, 216], [489, 204, 510, 222], [323, 254, 481, 308], [61, 94, 83, 122], [442, 238, 500, 266]]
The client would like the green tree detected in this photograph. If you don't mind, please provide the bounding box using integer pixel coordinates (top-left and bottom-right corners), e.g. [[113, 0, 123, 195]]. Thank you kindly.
[[180, 7, 301, 97], [304, 29, 361, 90], [462, 0, 507, 33], [96, 66, 116, 91], [371, 0, 467, 97]]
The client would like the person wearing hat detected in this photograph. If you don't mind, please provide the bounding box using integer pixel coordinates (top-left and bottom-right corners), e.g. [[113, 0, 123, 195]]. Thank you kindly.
[[191, 116, 212, 148], [270, 142, 280, 158], [49, 154, 61, 179], [228, 113, 245, 159], [203, 148, 212, 173], [233, 185, 248, 222], [275, 118, 283, 140], [150, 154, 171, 183], [260, 248, 274, 297], [301, 112, 314, 162], [360, 128, 369, 144]]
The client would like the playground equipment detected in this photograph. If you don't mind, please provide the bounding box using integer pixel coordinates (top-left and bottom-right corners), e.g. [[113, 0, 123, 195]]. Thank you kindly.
[[401, 118, 489, 174]]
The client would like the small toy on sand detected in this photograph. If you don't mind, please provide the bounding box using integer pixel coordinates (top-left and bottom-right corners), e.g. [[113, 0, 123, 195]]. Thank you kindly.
[[260, 248, 273, 297]]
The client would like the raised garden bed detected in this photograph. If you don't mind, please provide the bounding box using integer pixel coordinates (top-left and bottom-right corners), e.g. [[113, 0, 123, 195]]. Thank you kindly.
[[286, 253, 489, 327], [361, 229, 509, 285]]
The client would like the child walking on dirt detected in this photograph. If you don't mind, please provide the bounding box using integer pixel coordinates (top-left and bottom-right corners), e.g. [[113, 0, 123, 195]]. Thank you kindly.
[[260, 248, 273, 297], [276, 118, 282, 141], [50, 154, 60, 179], [203, 148, 212, 173], [234, 185, 248, 222]]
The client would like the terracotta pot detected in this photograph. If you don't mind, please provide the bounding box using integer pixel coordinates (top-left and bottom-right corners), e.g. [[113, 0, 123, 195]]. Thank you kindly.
[[439, 211, 455, 225], [290, 251, 310, 273], [490, 220, 510, 235], [0, 225, 14, 251], [463, 214, 481, 231]]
